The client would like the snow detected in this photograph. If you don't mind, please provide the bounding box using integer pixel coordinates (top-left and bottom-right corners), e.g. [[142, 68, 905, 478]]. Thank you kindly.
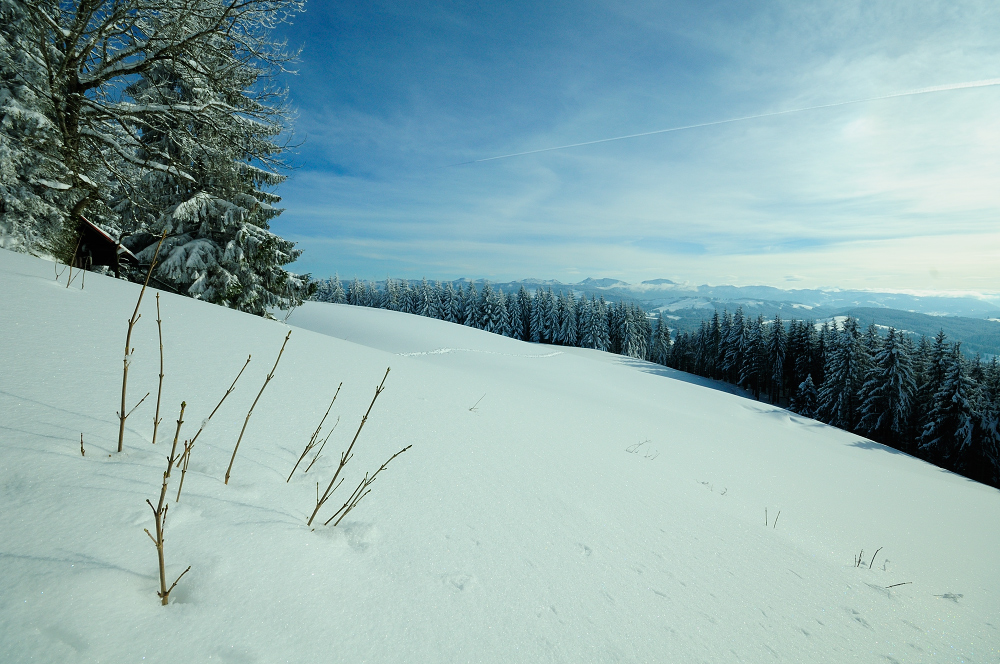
[[1, 247, 998, 663]]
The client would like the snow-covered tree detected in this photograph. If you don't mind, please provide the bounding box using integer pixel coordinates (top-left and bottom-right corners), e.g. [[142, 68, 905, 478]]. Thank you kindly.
[[557, 291, 578, 346], [857, 328, 916, 449], [593, 296, 610, 352], [921, 344, 976, 466], [650, 314, 671, 365], [0, 0, 69, 253], [817, 318, 868, 430], [463, 283, 480, 328], [791, 375, 818, 419], [313, 274, 346, 304], [740, 316, 765, 399], [10, 0, 309, 313], [765, 314, 786, 403]]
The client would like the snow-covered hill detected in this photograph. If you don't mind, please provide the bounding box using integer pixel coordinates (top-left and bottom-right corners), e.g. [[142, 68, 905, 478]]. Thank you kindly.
[[2, 248, 998, 663]]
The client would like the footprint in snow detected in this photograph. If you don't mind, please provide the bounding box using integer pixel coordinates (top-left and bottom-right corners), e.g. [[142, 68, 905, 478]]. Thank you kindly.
[[444, 574, 474, 591]]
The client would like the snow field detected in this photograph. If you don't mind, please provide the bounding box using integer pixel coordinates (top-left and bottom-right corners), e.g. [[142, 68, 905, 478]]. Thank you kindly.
[[1, 248, 998, 663]]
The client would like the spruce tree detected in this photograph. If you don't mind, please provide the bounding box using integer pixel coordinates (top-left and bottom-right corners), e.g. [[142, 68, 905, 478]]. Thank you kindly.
[[740, 316, 765, 399], [594, 296, 611, 352], [857, 328, 916, 449], [920, 344, 976, 468], [766, 314, 786, 403], [129, 48, 310, 314], [515, 286, 532, 340], [559, 291, 578, 346], [791, 375, 818, 419], [0, 0, 69, 254], [441, 282, 458, 322], [817, 318, 867, 430], [577, 297, 595, 348], [464, 283, 480, 328], [651, 314, 670, 365]]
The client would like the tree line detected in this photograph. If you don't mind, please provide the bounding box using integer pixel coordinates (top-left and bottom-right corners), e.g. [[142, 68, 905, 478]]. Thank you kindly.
[[317, 277, 1000, 488], [314, 276, 653, 358]]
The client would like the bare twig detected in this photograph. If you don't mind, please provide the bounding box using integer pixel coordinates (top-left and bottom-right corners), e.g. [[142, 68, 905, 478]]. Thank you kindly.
[[151, 294, 165, 445], [886, 582, 911, 589], [80, 433, 85, 457], [225, 331, 291, 485], [303, 416, 339, 474], [324, 444, 411, 527], [164, 566, 192, 598], [122, 392, 150, 421], [772, 510, 780, 529], [175, 355, 251, 502], [147, 402, 188, 605], [469, 393, 485, 411], [164, 403, 185, 479], [65, 236, 82, 288], [117, 230, 166, 452], [287, 383, 342, 482], [307, 367, 390, 526], [869, 547, 882, 570]]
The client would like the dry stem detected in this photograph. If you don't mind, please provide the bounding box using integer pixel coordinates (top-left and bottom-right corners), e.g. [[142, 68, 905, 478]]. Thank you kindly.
[[80, 433, 85, 457], [117, 231, 166, 452], [307, 367, 389, 526], [225, 331, 291, 485], [324, 444, 411, 527], [151, 294, 165, 445], [288, 383, 342, 482], [175, 355, 251, 502], [145, 402, 187, 605], [303, 416, 339, 474], [65, 236, 81, 288]]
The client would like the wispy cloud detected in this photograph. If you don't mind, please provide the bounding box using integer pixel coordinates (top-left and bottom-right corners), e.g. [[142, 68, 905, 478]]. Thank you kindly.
[[273, 0, 1000, 291]]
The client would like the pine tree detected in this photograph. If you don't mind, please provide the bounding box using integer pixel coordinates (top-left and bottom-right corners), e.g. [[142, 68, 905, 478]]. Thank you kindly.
[[559, 291, 578, 346], [480, 282, 504, 334], [651, 314, 671, 366], [722, 307, 745, 383], [766, 314, 786, 403], [542, 288, 558, 343], [416, 278, 430, 316], [464, 283, 480, 328], [708, 310, 722, 378], [498, 289, 514, 336], [817, 317, 867, 430], [921, 343, 976, 467], [330, 275, 346, 304], [515, 286, 532, 340], [0, 0, 69, 254], [126, 49, 310, 314], [916, 330, 950, 437], [791, 375, 818, 419], [740, 316, 765, 399], [594, 296, 610, 352], [857, 328, 916, 449]]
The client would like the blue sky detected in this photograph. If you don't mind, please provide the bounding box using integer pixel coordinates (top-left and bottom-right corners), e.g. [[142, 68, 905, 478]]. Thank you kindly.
[[271, 0, 1000, 292]]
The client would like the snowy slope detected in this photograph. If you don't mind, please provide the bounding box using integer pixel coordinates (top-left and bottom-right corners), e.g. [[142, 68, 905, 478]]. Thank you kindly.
[[1, 248, 998, 663]]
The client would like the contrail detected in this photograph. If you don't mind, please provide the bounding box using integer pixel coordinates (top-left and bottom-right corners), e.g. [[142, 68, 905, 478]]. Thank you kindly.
[[455, 77, 1000, 165]]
